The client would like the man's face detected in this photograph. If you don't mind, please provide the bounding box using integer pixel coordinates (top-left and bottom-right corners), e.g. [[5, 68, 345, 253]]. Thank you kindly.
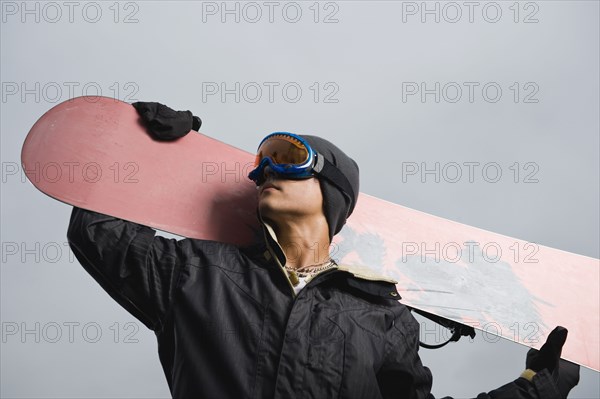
[[257, 169, 324, 226]]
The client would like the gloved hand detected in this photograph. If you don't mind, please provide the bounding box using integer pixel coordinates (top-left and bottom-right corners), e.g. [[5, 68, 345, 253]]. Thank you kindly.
[[526, 326, 567, 373], [132, 101, 202, 141], [526, 326, 580, 398]]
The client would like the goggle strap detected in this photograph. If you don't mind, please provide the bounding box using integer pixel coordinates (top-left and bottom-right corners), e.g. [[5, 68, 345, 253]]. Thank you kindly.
[[316, 153, 357, 217], [313, 152, 325, 173]]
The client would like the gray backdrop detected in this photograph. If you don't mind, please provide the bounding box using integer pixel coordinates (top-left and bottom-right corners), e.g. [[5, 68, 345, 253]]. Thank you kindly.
[[1, 1, 598, 397]]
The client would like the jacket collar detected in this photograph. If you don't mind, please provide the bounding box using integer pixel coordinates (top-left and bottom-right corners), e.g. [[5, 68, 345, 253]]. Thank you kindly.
[[259, 219, 287, 267], [301, 267, 401, 300], [335, 264, 398, 285]]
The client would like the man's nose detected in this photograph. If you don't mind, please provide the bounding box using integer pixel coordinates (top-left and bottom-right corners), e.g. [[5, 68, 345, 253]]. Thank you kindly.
[[263, 165, 275, 180]]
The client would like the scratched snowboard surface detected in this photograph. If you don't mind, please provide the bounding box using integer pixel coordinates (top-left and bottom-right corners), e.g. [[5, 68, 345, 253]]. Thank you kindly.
[[334, 195, 599, 371], [22, 96, 599, 371]]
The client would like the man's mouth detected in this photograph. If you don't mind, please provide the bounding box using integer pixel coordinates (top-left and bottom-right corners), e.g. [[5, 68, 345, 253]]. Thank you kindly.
[[260, 182, 280, 194]]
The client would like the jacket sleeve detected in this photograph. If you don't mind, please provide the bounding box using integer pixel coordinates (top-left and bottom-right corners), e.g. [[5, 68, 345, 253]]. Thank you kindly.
[[376, 305, 563, 399], [482, 370, 563, 399], [67, 206, 183, 332], [376, 304, 435, 399]]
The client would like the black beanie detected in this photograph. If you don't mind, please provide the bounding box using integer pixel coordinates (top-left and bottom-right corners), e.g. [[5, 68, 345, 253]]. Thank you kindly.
[[300, 135, 360, 241]]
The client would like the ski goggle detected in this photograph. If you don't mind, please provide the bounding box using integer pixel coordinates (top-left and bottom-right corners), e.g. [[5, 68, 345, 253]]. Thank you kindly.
[[248, 131, 359, 216], [248, 132, 318, 184]]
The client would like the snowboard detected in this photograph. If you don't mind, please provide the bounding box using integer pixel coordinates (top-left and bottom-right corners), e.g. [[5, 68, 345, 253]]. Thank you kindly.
[[21, 96, 599, 372]]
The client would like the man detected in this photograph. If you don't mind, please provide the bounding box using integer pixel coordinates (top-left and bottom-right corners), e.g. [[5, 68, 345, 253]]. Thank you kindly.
[[67, 102, 578, 398]]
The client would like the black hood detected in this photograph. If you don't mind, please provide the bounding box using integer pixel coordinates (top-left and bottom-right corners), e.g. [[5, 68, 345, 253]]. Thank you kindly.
[[300, 135, 360, 241]]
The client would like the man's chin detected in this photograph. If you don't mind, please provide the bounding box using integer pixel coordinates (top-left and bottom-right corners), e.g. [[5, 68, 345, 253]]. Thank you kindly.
[[258, 202, 276, 222], [258, 201, 292, 229]]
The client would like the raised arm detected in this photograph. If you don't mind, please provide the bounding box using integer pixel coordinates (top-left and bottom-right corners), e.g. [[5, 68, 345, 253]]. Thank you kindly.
[[67, 207, 181, 331]]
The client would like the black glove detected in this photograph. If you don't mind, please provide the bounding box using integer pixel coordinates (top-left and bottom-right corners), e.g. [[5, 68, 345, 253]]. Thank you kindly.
[[132, 101, 202, 141], [526, 326, 567, 373], [526, 326, 580, 397], [553, 359, 580, 398]]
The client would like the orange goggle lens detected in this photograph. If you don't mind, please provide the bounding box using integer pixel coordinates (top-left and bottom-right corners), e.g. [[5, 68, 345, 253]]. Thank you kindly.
[[253, 135, 310, 167]]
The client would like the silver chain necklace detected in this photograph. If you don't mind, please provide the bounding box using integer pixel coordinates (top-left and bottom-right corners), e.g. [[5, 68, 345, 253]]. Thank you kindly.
[[284, 259, 338, 278]]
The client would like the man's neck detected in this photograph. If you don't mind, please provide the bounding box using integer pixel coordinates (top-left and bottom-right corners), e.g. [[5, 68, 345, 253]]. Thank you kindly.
[[270, 216, 331, 269]]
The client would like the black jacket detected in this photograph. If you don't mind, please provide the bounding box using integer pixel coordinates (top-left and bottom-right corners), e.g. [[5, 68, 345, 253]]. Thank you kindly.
[[67, 207, 562, 399]]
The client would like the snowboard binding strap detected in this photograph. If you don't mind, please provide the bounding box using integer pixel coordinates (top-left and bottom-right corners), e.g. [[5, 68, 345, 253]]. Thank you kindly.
[[409, 307, 476, 349]]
